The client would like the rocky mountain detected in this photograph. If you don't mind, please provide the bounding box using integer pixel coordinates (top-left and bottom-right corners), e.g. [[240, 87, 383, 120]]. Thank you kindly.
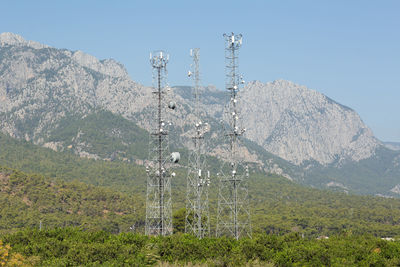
[[175, 83, 400, 196], [239, 80, 380, 165], [175, 80, 383, 166], [0, 32, 260, 164], [0, 32, 48, 49], [1, 32, 400, 196], [0, 33, 149, 122], [0, 32, 161, 155]]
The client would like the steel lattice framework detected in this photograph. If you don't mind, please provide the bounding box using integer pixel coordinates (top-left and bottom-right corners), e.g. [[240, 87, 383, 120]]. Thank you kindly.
[[185, 48, 210, 238], [216, 33, 251, 239], [145, 51, 173, 236]]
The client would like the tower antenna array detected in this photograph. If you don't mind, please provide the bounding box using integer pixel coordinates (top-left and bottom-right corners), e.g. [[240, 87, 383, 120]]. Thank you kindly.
[[185, 48, 211, 238], [146, 51, 174, 236], [216, 33, 251, 239]]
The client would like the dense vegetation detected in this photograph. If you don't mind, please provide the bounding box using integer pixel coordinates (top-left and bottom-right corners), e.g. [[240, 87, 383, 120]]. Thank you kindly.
[[2, 130, 400, 237], [2, 228, 400, 266], [303, 145, 400, 196], [47, 110, 149, 161], [1, 160, 400, 238], [0, 239, 34, 266], [0, 167, 142, 234], [3, 131, 400, 265], [0, 132, 148, 193]]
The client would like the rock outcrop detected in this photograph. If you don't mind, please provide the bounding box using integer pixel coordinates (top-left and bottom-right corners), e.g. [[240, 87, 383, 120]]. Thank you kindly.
[[2, 32, 400, 196], [238, 80, 380, 165]]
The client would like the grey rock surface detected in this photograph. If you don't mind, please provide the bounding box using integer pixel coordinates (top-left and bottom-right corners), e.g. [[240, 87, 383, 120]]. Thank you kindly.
[[0, 33, 384, 166], [2, 32, 400, 196], [238, 80, 381, 165]]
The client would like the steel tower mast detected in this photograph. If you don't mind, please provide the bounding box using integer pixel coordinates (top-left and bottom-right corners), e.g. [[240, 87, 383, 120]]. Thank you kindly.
[[145, 51, 174, 236], [216, 33, 251, 239], [185, 48, 211, 238]]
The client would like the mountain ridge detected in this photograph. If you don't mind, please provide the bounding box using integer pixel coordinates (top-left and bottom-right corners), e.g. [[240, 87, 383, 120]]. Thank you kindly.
[[239, 79, 380, 165], [1, 32, 400, 196]]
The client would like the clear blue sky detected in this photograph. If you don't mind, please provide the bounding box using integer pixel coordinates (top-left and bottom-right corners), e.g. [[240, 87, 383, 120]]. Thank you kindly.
[[1, 1, 399, 142]]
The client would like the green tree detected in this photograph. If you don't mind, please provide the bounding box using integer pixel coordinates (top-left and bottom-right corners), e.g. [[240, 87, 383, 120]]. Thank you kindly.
[[172, 208, 186, 234]]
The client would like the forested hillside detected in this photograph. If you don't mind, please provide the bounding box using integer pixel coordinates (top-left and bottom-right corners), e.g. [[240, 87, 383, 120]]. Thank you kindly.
[[1, 133, 400, 238], [0, 167, 142, 234], [0, 131, 147, 193], [45, 109, 149, 161]]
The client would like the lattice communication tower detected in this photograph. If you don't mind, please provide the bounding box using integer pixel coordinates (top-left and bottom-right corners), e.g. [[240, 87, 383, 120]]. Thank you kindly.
[[216, 33, 251, 239], [145, 51, 175, 236], [185, 48, 211, 238]]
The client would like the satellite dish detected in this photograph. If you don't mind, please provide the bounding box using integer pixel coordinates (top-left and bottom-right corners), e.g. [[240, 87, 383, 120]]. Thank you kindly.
[[170, 152, 180, 163], [168, 101, 176, 110]]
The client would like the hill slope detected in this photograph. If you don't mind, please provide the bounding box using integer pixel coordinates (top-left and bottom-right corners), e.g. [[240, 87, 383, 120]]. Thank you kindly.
[[2, 136, 400, 237], [0, 167, 141, 234], [0, 32, 293, 181], [1, 32, 400, 196]]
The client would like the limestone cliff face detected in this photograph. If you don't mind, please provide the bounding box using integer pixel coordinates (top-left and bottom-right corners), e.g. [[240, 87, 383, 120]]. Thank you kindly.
[[2, 32, 400, 195], [0, 33, 232, 162], [0, 32, 48, 49], [0, 32, 153, 142], [238, 80, 380, 165], [0, 32, 384, 167]]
